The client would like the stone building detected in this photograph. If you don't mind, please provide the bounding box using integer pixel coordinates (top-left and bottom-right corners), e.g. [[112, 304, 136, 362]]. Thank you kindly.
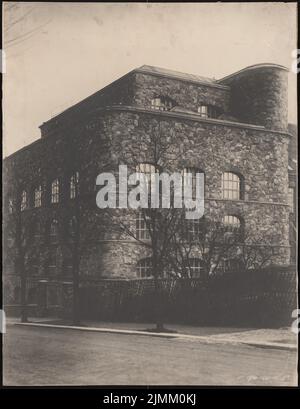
[[3, 63, 296, 311]]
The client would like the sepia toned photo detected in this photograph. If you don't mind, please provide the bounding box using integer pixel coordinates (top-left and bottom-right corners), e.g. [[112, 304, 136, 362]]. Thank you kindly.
[[2, 2, 298, 387]]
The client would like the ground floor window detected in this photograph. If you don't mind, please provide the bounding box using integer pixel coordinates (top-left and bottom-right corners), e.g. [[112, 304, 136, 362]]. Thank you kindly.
[[137, 257, 153, 278]]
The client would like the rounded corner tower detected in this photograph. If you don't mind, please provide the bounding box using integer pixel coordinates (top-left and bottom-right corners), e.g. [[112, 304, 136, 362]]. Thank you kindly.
[[218, 63, 288, 131]]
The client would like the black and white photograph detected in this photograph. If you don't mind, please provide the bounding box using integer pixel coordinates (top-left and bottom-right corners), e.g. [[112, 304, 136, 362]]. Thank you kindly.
[[2, 2, 298, 387]]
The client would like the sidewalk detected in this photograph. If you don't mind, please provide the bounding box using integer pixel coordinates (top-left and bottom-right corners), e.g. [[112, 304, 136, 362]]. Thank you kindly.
[[8, 317, 297, 351]]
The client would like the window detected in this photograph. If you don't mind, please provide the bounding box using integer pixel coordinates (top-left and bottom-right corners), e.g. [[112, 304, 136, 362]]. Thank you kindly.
[[70, 172, 79, 199], [151, 96, 175, 111], [68, 216, 77, 238], [288, 188, 294, 213], [8, 198, 14, 214], [51, 179, 59, 203], [222, 215, 243, 242], [34, 185, 42, 208], [137, 258, 153, 278], [48, 247, 57, 273], [186, 217, 205, 241], [136, 212, 150, 240], [182, 167, 204, 201], [49, 219, 59, 242], [64, 249, 73, 275], [185, 258, 203, 278], [21, 190, 27, 211], [221, 172, 243, 200], [136, 163, 159, 200], [198, 106, 208, 118], [33, 220, 42, 240], [198, 105, 219, 119], [28, 255, 39, 276], [222, 215, 241, 230], [14, 287, 21, 303]]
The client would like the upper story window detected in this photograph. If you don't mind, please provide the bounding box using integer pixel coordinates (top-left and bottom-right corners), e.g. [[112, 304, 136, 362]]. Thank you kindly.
[[51, 179, 59, 204], [8, 197, 14, 214], [288, 187, 294, 213], [70, 172, 79, 199], [20, 190, 28, 211], [137, 257, 153, 278], [221, 172, 243, 200], [151, 96, 175, 111], [136, 163, 159, 194], [136, 212, 151, 240], [198, 105, 219, 119], [34, 185, 42, 208]]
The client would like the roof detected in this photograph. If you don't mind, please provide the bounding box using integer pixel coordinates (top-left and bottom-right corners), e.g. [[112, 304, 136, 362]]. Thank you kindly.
[[136, 65, 217, 85], [218, 63, 288, 83]]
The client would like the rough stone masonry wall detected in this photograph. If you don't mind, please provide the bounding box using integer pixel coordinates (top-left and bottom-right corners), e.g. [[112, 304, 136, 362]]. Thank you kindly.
[[221, 67, 288, 131], [84, 109, 290, 277], [132, 72, 230, 114]]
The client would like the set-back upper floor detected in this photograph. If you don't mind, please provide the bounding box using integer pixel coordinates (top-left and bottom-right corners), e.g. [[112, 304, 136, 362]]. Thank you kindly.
[[39, 63, 289, 138]]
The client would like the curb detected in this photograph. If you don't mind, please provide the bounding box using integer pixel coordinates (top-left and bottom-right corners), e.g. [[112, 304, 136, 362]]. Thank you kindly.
[[12, 322, 297, 351]]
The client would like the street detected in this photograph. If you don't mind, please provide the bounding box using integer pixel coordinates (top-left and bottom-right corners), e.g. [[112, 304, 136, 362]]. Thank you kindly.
[[3, 325, 297, 386]]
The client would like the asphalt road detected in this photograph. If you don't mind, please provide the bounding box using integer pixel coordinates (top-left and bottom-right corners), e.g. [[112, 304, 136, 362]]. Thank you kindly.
[[3, 325, 297, 386]]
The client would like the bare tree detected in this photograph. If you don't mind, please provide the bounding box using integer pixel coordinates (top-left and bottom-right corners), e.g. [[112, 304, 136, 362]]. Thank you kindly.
[[172, 217, 276, 277], [3, 187, 38, 322], [103, 119, 185, 331]]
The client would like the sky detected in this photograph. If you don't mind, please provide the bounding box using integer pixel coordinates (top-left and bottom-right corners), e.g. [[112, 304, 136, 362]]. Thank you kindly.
[[3, 2, 297, 157]]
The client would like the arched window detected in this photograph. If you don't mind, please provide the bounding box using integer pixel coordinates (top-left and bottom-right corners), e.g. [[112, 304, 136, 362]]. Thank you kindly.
[[70, 172, 79, 199], [185, 258, 203, 278], [8, 197, 14, 214], [222, 215, 241, 230], [222, 215, 244, 242], [49, 219, 59, 242], [21, 190, 27, 211], [137, 257, 153, 278], [51, 179, 59, 203], [150, 96, 175, 111], [136, 212, 150, 240], [182, 167, 205, 201], [34, 185, 42, 208], [221, 172, 243, 200]]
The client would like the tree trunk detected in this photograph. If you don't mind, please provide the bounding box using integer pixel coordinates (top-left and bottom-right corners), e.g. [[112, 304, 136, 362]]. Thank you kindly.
[[72, 243, 80, 326], [152, 246, 165, 332], [20, 254, 28, 323]]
